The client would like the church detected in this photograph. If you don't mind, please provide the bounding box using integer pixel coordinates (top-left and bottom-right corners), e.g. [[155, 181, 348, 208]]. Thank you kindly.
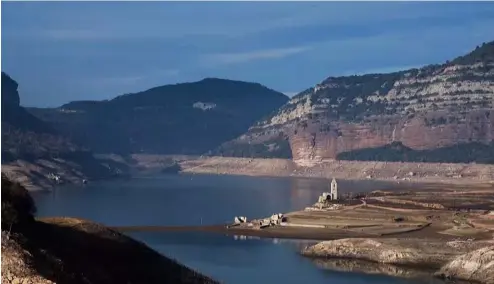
[[330, 178, 338, 200]]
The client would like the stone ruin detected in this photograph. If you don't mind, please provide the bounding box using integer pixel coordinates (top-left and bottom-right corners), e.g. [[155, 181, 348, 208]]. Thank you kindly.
[[316, 178, 339, 203], [47, 173, 61, 183], [318, 192, 330, 203], [228, 213, 289, 230], [243, 213, 286, 230], [308, 179, 346, 211], [270, 213, 285, 225], [234, 216, 247, 224]]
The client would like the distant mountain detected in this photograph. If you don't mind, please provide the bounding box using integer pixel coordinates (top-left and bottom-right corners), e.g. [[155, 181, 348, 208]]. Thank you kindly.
[[1, 72, 128, 189], [216, 41, 494, 163], [29, 78, 288, 155]]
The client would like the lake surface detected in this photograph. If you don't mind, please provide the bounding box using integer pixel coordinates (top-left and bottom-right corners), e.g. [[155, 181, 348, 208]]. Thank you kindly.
[[31, 174, 438, 284]]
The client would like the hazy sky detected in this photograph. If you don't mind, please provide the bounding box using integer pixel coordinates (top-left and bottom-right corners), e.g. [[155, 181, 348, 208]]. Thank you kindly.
[[2, 2, 494, 107]]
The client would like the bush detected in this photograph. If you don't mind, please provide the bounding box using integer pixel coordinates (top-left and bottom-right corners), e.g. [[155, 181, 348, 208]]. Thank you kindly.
[[1, 174, 37, 231]]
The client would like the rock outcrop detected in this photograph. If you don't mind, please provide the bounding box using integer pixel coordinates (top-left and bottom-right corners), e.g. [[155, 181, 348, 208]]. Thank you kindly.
[[435, 246, 494, 284], [1, 72, 21, 109], [218, 41, 494, 163], [312, 258, 435, 280], [302, 238, 494, 283], [1, 72, 129, 190], [2, 232, 56, 284], [301, 238, 493, 268], [1, 72, 77, 160]]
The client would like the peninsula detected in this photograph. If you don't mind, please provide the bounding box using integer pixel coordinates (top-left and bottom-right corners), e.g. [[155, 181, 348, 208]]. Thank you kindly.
[[225, 180, 494, 283], [114, 179, 494, 283]]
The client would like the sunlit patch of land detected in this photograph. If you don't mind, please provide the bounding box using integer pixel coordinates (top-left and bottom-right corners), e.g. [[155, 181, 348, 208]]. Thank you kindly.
[[225, 183, 494, 240]]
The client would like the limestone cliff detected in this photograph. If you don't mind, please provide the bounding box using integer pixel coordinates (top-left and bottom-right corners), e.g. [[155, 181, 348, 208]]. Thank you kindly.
[[217, 41, 494, 163]]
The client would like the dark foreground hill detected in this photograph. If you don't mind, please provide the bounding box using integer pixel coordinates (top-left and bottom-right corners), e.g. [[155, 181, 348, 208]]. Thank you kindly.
[[1, 175, 217, 284], [29, 78, 288, 155]]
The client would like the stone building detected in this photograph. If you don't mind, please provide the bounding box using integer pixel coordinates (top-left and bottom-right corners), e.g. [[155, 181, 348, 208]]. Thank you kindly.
[[330, 178, 338, 200]]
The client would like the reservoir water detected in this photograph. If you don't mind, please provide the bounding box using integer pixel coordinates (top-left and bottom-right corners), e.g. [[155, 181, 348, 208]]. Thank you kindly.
[[31, 174, 440, 284]]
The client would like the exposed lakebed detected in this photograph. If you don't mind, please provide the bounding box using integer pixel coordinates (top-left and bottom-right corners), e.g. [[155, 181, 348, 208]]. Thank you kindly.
[[31, 174, 440, 284]]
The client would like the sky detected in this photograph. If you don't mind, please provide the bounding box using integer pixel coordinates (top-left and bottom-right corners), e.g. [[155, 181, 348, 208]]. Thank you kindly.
[[2, 2, 494, 107]]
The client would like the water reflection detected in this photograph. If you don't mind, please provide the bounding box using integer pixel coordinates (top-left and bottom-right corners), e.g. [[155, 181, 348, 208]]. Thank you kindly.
[[33, 174, 410, 227], [312, 258, 444, 284], [128, 230, 432, 284], [289, 178, 327, 210], [231, 235, 326, 256]]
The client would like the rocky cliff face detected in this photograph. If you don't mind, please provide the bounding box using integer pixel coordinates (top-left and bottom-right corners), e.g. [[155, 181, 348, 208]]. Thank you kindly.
[[218, 41, 494, 163], [1, 72, 21, 108], [1, 72, 80, 161], [1, 73, 129, 189], [29, 78, 288, 155]]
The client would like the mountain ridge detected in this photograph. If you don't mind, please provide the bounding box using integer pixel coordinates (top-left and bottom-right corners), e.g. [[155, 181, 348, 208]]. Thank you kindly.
[[28, 78, 288, 155], [214, 40, 494, 163]]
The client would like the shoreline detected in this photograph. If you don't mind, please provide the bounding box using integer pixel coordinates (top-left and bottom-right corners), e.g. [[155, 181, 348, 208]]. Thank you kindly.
[[111, 217, 450, 242], [4, 154, 494, 191], [1, 156, 131, 191], [112, 224, 378, 241], [25, 161, 494, 283], [172, 155, 494, 185], [112, 180, 494, 284]]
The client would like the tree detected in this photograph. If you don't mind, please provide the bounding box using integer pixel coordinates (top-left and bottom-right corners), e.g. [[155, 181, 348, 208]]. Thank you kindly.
[[1, 174, 37, 232]]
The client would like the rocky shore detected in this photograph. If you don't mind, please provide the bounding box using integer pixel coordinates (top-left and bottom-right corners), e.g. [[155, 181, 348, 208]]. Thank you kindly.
[[311, 258, 438, 280], [175, 156, 494, 184], [293, 184, 494, 284], [6, 154, 494, 191], [301, 238, 493, 268], [435, 245, 494, 283], [222, 183, 494, 283], [112, 181, 494, 284], [1, 155, 130, 191], [302, 239, 494, 284]]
